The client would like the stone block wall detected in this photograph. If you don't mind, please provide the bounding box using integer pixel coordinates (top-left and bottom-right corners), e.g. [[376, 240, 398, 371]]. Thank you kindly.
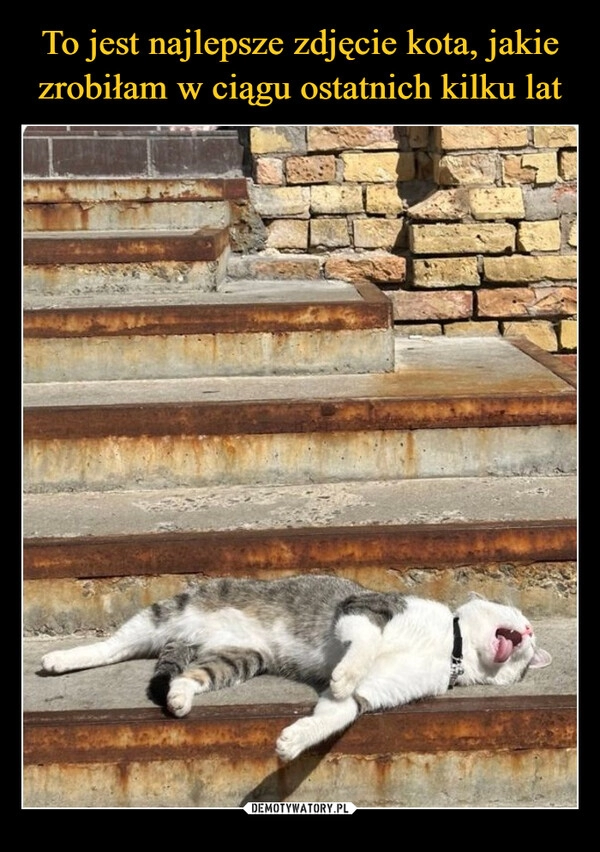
[[246, 125, 577, 358]]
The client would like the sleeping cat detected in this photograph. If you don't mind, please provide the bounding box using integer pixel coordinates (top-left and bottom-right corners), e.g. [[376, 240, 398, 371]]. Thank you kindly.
[[40, 575, 551, 762]]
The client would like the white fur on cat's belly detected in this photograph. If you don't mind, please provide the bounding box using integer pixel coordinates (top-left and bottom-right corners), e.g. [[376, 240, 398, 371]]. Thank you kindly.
[[276, 692, 358, 762], [161, 609, 326, 671], [164, 608, 274, 653]]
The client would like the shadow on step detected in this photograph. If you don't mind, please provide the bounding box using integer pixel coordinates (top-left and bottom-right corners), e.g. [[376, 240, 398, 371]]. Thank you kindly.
[[240, 744, 338, 805]]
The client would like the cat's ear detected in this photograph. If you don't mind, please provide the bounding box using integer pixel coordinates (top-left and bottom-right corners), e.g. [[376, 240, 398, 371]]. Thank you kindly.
[[529, 647, 552, 669], [466, 592, 485, 602]]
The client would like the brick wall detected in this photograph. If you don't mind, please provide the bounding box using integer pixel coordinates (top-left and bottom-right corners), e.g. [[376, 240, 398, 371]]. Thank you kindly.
[[247, 125, 577, 357]]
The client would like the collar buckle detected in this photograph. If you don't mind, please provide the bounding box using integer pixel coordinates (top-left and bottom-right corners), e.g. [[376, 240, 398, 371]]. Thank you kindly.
[[448, 656, 464, 689], [449, 615, 464, 689]]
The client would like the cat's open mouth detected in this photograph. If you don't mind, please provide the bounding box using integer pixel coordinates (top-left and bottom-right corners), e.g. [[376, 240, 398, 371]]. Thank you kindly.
[[494, 627, 524, 663]]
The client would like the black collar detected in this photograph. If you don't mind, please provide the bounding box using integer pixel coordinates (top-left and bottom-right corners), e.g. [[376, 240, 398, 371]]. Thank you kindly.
[[449, 616, 464, 689]]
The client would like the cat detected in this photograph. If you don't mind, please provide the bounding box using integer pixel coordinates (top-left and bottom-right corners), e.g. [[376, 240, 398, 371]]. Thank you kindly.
[[40, 575, 552, 762]]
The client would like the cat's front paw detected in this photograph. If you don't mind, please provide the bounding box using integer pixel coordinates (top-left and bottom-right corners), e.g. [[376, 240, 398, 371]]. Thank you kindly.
[[41, 650, 73, 674], [167, 677, 195, 717], [276, 719, 313, 762]]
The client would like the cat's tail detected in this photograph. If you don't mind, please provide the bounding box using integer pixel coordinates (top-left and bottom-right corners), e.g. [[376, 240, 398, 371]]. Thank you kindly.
[[147, 641, 197, 706]]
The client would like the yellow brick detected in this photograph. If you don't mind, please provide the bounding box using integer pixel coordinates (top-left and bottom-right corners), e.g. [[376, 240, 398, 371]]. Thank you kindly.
[[365, 185, 404, 215], [517, 221, 561, 252], [411, 223, 515, 255], [559, 319, 577, 349], [250, 185, 310, 217], [503, 155, 536, 186], [503, 321, 557, 351], [341, 152, 415, 182], [310, 219, 350, 249], [413, 257, 480, 288], [353, 218, 404, 249], [409, 189, 469, 221], [484, 255, 577, 282], [533, 126, 577, 148], [560, 151, 577, 181], [469, 187, 525, 220], [250, 126, 300, 154], [437, 126, 528, 150], [311, 185, 363, 214], [436, 153, 497, 186], [521, 153, 558, 185], [307, 126, 397, 151], [265, 220, 308, 250]]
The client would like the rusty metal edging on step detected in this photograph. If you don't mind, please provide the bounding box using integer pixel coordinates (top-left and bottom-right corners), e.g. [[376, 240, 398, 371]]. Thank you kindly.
[[23, 280, 392, 337], [23, 301, 391, 338], [23, 177, 249, 203], [23, 392, 576, 440], [23, 519, 577, 581], [23, 228, 229, 264], [23, 694, 577, 765]]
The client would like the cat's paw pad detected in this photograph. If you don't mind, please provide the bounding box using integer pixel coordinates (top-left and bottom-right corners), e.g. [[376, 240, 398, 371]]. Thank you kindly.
[[330, 664, 359, 700], [167, 678, 195, 717], [41, 650, 72, 674], [276, 720, 312, 762]]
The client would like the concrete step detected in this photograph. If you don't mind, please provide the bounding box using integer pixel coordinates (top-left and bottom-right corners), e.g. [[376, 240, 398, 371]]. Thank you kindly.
[[23, 228, 230, 296], [24, 198, 230, 234], [23, 337, 576, 493], [22, 620, 577, 807], [23, 177, 248, 297], [24, 227, 230, 265], [23, 281, 394, 380], [23, 176, 247, 232], [23, 474, 577, 635]]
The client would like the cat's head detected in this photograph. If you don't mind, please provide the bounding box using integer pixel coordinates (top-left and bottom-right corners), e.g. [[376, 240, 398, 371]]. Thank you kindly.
[[454, 595, 552, 687]]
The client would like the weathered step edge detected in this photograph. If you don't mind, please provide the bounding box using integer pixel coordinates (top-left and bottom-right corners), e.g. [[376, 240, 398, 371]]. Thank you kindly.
[[23, 228, 230, 264], [23, 694, 576, 765], [23, 389, 577, 439], [23, 177, 248, 204], [23, 282, 392, 337], [23, 519, 577, 581]]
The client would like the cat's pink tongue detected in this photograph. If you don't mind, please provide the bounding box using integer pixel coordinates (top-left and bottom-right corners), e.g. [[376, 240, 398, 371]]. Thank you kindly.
[[494, 635, 513, 663]]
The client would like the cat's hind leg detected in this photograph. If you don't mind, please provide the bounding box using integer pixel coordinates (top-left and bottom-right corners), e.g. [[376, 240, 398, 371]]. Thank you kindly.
[[150, 646, 268, 718], [41, 610, 159, 674], [276, 690, 359, 762], [330, 592, 405, 700], [330, 613, 383, 700]]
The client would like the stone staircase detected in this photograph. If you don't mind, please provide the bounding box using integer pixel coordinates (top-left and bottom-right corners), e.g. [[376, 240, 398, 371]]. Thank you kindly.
[[22, 129, 577, 808]]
